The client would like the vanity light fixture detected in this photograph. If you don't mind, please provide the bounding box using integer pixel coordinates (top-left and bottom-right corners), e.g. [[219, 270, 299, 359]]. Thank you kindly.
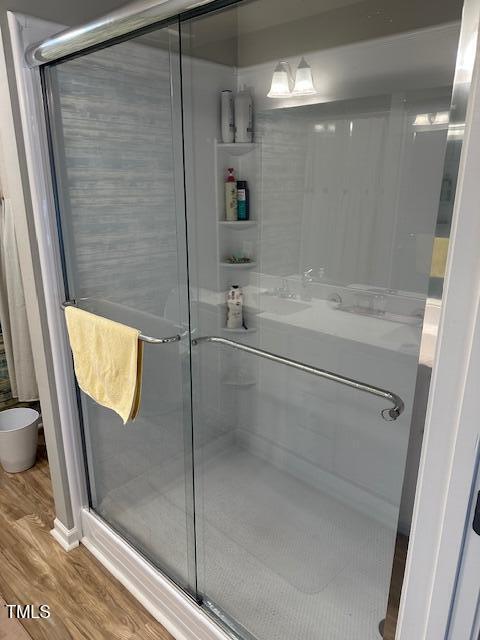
[[413, 111, 450, 127], [292, 57, 317, 96], [413, 113, 432, 126], [314, 123, 336, 133], [267, 61, 293, 98]]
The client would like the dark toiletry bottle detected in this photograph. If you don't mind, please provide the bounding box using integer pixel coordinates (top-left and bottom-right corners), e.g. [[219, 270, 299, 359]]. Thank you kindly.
[[237, 180, 249, 220]]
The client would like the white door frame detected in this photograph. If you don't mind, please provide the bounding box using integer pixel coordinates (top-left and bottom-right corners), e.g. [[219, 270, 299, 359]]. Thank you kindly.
[[447, 454, 480, 638], [397, 7, 480, 637], [5, 12, 89, 546], [5, 4, 480, 639]]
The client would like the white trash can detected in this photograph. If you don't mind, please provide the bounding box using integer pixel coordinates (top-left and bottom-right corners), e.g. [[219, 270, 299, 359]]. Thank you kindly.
[[0, 408, 39, 473]]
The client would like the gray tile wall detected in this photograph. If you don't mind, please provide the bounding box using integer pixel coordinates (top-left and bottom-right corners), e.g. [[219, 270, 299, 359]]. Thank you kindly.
[[55, 40, 180, 316]]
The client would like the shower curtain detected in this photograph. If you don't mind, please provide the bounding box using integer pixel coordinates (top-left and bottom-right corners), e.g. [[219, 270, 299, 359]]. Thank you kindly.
[[0, 198, 38, 401], [300, 115, 387, 286]]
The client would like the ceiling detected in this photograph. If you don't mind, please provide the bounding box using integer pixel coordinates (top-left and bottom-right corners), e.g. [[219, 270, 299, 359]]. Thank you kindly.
[[183, 0, 463, 67]]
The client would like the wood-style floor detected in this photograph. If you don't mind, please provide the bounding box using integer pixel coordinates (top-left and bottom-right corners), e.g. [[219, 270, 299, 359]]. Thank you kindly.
[[0, 437, 407, 640], [0, 439, 173, 640], [0, 596, 30, 640]]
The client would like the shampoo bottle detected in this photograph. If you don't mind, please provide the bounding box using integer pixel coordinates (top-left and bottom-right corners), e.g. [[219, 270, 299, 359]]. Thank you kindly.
[[237, 180, 250, 220], [225, 168, 237, 221]]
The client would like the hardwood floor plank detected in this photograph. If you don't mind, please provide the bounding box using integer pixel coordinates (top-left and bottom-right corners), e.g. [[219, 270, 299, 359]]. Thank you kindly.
[[0, 509, 21, 548], [0, 447, 174, 640], [0, 597, 31, 640]]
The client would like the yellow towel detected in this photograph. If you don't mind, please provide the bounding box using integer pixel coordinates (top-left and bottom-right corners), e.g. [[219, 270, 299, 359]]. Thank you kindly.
[[430, 236, 449, 278], [64, 307, 143, 424]]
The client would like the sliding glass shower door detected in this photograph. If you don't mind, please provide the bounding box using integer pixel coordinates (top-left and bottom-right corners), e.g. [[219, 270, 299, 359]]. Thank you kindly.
[[180, 1, 463, 639], [42, 0, 468, 638], [42, 23, 197, 594]]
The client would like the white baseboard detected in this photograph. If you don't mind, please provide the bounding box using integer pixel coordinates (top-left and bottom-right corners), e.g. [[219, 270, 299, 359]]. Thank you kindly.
[[81, 509, 229, 640], [50, 517, 80, 551]]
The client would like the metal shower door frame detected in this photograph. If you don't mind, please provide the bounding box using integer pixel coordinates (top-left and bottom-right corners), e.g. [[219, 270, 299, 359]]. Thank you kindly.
[[38, 20, 200, 596]]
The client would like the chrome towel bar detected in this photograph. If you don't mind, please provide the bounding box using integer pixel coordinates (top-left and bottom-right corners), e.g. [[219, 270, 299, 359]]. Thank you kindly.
[[193, 336, 404, 421], [61, 300, 181, 345], [60, 302, 403, 419]]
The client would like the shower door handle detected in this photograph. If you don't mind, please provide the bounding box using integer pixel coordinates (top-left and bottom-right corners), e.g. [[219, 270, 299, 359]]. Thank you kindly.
[[192, 335, 404, 421]]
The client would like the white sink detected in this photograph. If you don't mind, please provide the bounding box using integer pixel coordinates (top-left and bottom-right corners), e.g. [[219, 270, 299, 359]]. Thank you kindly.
[[259, 296, 311, 316]]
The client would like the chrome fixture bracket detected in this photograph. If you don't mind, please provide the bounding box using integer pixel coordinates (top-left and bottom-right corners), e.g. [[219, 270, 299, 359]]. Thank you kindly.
[[61, 300, 181, 344], [193, 336, 404, 421]]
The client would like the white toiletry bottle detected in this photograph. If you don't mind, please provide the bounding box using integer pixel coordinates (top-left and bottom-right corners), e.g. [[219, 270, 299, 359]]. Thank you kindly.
[[221, 90, 235, 143], [225, 168, 237, 221], [227, 301, 243, 329], [227, 285, 243, 329], [228, 284, 244, 304], [234, 89, 253, 143]]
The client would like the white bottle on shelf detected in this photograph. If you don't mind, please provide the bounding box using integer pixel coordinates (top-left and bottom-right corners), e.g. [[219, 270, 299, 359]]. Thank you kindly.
[[227, 284, 244, 304], [234, 89, 253, 143], [220, 90, 235, 143], [226, 285, 243, 329], [225, 168, 237, 221], [226, 301, 243, 329]]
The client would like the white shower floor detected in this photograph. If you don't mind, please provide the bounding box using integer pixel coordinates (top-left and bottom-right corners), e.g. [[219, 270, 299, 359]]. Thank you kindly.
[[98, 444, 395, 640]]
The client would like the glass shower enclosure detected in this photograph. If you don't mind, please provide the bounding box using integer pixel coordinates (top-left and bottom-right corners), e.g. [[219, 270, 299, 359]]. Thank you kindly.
[[41, 0, 466, 638]]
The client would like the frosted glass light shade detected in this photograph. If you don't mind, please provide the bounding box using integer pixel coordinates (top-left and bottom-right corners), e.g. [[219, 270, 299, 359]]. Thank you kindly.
[[267, 62, 292, 98], [292, 57, 316, 96], [413, 111, 450, 127], [413, 113, 432, 126], [434, 111, 450, 125]]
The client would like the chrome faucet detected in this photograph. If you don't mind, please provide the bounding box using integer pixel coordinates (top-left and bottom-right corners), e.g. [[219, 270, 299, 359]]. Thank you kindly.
[[277, 278, 296, 299], [301, 268, 314, 300], [265, 278, 297, 299], [302, 268, 314, 285]]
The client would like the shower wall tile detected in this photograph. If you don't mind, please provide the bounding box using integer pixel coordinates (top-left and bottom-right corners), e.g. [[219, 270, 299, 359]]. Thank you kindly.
[[235, 320, 416, 520], [56, 41, 180, 316], [255, 111, 308, 277], [260, 220, 303, 277]]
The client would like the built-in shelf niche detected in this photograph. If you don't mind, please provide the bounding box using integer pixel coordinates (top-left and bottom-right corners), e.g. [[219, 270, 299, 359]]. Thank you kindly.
[[216, 142, 257, 156], [220, 261, 257, 269], [218, 221, 257, 229], [221, 326, 257, 334], [215, 137, 259, 389]]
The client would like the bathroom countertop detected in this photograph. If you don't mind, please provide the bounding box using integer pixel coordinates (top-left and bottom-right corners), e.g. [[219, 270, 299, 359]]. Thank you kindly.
[[194, 286, 428, 358]]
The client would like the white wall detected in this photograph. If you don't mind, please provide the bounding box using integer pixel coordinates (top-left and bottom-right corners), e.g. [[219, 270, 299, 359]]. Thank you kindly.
[[249, 94, 450, 292], [238, 24, 458, 293], [0, 0, 124, 30], [239, 22, 460, 112]]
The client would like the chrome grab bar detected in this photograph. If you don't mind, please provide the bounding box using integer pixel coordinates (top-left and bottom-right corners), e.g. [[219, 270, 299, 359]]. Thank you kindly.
[[193, 336, 404, 421], [61, 300, 181, 345]]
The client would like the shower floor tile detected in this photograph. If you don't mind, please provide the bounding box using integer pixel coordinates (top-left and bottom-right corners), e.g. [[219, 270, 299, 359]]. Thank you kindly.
[[99, 445, 395, 640]]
